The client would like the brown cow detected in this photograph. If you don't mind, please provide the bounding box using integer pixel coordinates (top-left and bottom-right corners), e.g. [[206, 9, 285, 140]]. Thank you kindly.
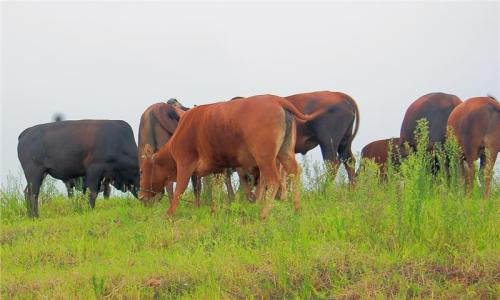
[[447, 96, 499, 196], [360, 138, 400, 177], [137, 99, 203, 203], [227, 91, 359, 197], [285, 91, 360, 182], [139, 95, 328, 219], [400, 92, 462, 152]]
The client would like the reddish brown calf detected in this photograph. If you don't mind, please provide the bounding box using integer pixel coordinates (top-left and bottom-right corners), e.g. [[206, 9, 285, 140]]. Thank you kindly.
[[139, 95, 325, 218]]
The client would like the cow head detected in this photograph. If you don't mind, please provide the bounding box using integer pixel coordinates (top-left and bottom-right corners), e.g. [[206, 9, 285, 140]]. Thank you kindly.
[[167, 98, 188, 118], [138, 144, 165, 205], [107, 162, 140, 198]]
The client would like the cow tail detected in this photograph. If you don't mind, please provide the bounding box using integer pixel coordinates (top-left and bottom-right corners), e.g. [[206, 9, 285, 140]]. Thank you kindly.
[[345, 96, 360, 141], [280, 110, 295, 153], [276, 99, 331, 121]]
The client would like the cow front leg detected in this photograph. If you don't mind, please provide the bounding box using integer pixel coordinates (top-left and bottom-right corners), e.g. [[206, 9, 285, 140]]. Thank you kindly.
[[191, 175, 202, 207], [167, 163, 195, 216]]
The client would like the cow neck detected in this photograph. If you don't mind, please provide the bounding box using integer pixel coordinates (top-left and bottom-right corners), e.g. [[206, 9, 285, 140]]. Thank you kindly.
[[154, 142, 176, 172]]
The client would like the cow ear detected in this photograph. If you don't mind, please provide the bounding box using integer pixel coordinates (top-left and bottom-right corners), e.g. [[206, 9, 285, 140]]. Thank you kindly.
[[143, 144, 154, 159]]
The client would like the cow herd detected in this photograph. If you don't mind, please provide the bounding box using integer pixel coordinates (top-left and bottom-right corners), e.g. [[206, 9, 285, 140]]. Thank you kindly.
[[17, 91, 499, 218]]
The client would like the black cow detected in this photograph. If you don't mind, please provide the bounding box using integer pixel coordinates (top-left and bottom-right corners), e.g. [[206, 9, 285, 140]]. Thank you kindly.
[[52, 113, 112, 198], [18, 120, 139, 217]]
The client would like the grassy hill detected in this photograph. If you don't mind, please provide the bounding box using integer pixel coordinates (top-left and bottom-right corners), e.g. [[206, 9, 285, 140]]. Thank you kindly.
[[1, 128, 499, 298]]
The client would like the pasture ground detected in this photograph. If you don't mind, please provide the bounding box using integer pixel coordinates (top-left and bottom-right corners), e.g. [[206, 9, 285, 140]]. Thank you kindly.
[[1, 126, 499, 298]]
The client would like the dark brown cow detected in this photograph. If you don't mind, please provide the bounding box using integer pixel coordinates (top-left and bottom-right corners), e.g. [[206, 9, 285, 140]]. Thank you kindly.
[[285, 91, 360, 182], [447, 96, 499, 196], [400, 92, 462, 152], [360, 138, 400, 177], [138, 99, 188, 159], [137, 99, 203, 203], [139, 95, 328, 219]]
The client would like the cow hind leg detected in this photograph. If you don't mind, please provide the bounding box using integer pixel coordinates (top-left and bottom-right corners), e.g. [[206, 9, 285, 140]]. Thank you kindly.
[[319, 140, 341, 181], [338, 140, 356, 184], [23, 168, 45, 218], [256, 161, 281, 219], [275, 163, 288, 201], [224, 169, 235, 201], [278, 153, 301, 212], [65, 180, 75, 198], [191, 175, 201, 207], [480, 148, 497, 197], [84, 166, 104, 209], [462, 160, 475, 196], [101, 178, 111, 199]]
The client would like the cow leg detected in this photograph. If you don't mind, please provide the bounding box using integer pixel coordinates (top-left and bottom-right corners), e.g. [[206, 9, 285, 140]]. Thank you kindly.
[[191, 175, 202, 207], [65, 179, 75, 198], [84, 166, 104, 209], [224, 169, 235, 201], [24, 168, 45, 218], [319, 140, 341, 181], [480, 149, 497, 197], [165, 182, 174, 203], [278, 154, 301, 212], [101, 178, 111, 199], [275, 163, 288, 201], [338, 143, 356, 184], [257, 161, 281, 219], [167, 163, 195, 216], [462, 160, 475, 195], [236, 168, 256, 202]]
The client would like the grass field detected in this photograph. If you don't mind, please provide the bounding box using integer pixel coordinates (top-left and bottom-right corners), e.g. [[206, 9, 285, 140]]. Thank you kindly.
[[1, 130, 499, 298]]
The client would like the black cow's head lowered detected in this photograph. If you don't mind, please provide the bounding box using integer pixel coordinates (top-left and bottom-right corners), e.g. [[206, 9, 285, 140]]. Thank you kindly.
[[106, 163, 139, 198]]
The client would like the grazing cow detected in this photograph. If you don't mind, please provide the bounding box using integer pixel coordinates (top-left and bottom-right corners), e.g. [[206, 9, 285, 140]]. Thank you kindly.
[[447, 96, 499, 196], [138, 99, 189, 157], [52, 113, 111, 198], [400, 92, 462, 152], [360, 138, 400, 177], [18, 120, 139, 217], [137, 99, 202, 202], [285, 91, 360, 182], [139, 95, 328, 219]]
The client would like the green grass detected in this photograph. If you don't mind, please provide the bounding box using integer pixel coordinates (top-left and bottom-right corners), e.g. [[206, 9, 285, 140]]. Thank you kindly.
[[1, 127, 499, 298]]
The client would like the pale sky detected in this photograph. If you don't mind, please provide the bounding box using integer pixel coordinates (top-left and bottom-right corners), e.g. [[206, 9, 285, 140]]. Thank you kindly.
[[2, 1, 499, 186]]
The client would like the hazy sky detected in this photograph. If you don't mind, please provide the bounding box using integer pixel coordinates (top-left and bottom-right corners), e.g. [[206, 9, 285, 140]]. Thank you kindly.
[[2, 1, 499, 185]]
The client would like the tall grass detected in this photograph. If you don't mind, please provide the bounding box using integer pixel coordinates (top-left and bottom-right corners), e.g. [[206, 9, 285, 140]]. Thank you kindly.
[[1, 125, 499, 298]]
